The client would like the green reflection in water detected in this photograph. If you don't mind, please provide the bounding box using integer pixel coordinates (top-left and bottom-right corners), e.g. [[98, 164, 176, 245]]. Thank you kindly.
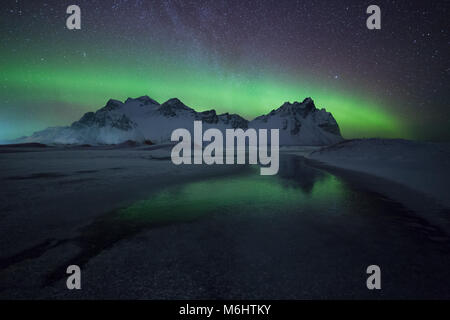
[[117, 167, 345, 225]]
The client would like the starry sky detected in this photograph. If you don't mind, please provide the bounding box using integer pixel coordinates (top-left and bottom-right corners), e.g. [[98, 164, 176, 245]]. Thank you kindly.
[[0, 0, 449, 141]]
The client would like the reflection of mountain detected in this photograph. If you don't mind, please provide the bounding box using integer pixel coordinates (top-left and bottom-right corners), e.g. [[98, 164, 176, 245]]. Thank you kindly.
[[276, 155, 329, 194], [17, 96, 343, 146], [38, 158, 342, 285]]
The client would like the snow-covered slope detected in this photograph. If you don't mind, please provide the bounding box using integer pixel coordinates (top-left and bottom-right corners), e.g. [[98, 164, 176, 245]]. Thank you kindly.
[[308, 139, 450, 208], [15, 96, 343, 146]]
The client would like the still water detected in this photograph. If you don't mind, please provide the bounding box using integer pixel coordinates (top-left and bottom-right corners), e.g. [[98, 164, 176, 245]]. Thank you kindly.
[[55, 155, 450, 298]]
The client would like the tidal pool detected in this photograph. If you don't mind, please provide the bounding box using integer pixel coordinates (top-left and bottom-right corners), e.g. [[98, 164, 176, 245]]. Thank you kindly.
[[115, 162, 344, 225]]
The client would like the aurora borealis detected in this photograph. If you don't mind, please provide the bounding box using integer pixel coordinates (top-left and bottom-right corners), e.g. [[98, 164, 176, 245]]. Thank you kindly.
[[1, 0, 449, 141]]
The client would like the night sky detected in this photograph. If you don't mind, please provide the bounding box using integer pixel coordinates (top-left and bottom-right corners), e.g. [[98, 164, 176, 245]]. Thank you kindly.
[[0, 0, 449, 141]]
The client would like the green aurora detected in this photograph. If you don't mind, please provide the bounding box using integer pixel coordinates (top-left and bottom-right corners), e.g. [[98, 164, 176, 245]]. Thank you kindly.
[[2, 0, 449, 142], [0, 45, 408, 141], [116, 167, 345, 225]]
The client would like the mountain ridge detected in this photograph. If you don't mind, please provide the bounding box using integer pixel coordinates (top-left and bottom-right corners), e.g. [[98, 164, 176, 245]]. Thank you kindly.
[[15, 96, 343, 146]]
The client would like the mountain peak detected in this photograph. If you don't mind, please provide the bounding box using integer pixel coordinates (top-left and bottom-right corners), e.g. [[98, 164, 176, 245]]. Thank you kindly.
[[301, 97, 315, 108], [275, 98, 317, 117], [281, 97, 315, 108], [249, 97, 342, 145], [125, 96, 159, 105], [103, 99, 123, 111], [163, 98, 186, 106], [159, 98, 193, 116]]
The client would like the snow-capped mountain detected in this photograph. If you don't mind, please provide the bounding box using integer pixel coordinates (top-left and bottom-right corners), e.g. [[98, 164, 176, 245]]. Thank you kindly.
[[249, 98, 343, 145], [16, 96, 343, 146]]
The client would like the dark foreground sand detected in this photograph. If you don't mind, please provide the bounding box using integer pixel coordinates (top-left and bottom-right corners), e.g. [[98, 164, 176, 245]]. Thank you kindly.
[[1, 146, 449, 299]]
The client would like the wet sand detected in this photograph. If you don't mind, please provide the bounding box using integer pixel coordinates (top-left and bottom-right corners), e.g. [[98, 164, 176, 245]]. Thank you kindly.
[[1, 147, 449, 299]]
